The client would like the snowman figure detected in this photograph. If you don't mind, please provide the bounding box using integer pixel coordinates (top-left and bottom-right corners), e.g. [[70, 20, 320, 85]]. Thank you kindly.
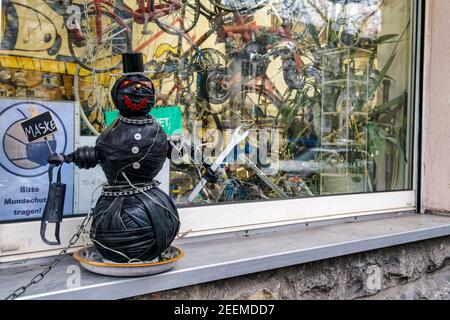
[[48, 52, 180, 263]]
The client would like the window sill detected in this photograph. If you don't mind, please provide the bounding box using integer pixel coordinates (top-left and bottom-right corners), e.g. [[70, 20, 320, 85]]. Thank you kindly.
[[1, 212, 450, 300]]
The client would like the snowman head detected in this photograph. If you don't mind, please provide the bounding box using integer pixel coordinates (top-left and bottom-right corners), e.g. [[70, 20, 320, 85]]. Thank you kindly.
[[111, 52, 155, 117]]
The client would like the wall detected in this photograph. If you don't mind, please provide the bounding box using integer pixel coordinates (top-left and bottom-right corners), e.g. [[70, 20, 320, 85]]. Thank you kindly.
[[135, 235, 450, 300], [424, 0, 450, 212]]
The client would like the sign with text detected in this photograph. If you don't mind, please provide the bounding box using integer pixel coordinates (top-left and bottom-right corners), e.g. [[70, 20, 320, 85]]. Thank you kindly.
[[150, 106, 183, 136], [21, 111, 58, 142], [105, 106, 183, 136], [0, 99, 74, 222]]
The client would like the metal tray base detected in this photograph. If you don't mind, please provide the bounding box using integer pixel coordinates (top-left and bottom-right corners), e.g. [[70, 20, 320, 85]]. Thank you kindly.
[[73, 245, 184, 277]]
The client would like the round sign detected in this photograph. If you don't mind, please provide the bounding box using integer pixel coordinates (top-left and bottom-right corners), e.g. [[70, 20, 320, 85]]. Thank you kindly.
[[0, 102, 68, 177]]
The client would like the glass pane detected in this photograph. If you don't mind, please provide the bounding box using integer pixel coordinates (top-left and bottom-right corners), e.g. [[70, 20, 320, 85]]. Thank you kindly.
[[0, 0, 415, 222], [0, 0, 78, 222]]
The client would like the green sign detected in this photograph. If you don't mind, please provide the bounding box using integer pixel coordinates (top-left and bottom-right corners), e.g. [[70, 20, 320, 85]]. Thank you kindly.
[[104, 111, 119, 128], [150, 106, 183, 135], [104, 106, 183, 135]]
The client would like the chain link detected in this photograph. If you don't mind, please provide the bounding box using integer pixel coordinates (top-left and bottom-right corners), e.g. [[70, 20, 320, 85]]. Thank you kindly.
[[4, 214, 91, 300]]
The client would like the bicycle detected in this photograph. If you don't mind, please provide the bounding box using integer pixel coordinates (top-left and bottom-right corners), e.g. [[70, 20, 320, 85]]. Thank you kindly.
[[67, 0, 272, 73], [202, 15, 310, 129], [68, 0, 201, 73], [297, 0, 383, 49], [74, 8, 228, 135], [208, 0, 269, 14], [149, 45, 228, 105], [147, 13, 229, 105], [203, 43, 296, 130]]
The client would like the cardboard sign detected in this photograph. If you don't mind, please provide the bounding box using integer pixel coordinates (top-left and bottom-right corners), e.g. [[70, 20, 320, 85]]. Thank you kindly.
[[21, 111, 58, 142]]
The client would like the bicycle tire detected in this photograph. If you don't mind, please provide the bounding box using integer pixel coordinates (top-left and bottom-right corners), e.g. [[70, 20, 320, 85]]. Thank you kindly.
[[74, 63, 119, 136], [193, 47, 228, 71], [198, 0, 223, 17], [151, 0, 200, 36], [204, 66, 229, 104], [68, 10, 131, 73], [208, 0, 268, 13], [230, 88, 284, 130]]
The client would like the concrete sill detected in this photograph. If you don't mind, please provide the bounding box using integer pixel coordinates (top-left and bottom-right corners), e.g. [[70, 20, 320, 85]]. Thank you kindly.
[[1, 212, 450, 300]]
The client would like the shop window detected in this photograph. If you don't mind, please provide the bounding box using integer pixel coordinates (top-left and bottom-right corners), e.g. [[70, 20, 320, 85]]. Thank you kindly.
[[0, 0, 421, 258]]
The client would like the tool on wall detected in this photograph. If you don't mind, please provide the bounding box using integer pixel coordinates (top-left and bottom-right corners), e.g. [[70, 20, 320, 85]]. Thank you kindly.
[[188, 126, 249, 202]]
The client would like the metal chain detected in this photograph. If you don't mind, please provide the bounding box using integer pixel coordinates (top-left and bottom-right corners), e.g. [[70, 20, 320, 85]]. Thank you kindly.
[[4, 214, 92, 300]]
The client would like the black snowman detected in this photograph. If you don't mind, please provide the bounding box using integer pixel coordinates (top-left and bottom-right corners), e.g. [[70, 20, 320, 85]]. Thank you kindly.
[[48, 52, 180, 263]]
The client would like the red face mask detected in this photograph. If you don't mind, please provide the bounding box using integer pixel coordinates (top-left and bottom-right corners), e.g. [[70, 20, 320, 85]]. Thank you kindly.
[[122, 95, 149, 111], [112, 75, 155, 116]]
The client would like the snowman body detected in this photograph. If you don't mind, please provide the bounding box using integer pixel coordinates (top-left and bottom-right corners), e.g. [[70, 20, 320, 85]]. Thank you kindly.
[[83, 55, 179, 263], [90, 114, 179, 263], [96, 115, 168, 184]]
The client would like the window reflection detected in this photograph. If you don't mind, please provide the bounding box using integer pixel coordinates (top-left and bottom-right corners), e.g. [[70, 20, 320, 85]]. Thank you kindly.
[[0, 0, 413, 211]]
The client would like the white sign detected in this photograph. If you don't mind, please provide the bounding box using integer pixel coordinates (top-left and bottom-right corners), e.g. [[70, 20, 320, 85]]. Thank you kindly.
[[0, 99, 74, 221]]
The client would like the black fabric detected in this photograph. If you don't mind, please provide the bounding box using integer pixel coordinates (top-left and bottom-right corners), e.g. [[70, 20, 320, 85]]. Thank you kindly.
[[110, 74, 155, 116], [90, 187, 179, 262], [95, 117, 168, 185], [68, 146, 99, 169], [65, 52, 179, 263], [122, 52, 145, 73]]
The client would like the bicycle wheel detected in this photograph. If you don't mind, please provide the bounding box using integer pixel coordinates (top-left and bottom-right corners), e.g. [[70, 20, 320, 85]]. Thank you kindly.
[[74, 64, 120, 136], [68, 10, 131, 73], [230, 89, 284, 130], [184, 47, 228, 96], [208, 0, 268, 13], [204, 66, 230, 104], [198, 0, 224, 16], [191, 48, 228, 72], [152, 0, 200, 36], [335, 18, 361, 47]]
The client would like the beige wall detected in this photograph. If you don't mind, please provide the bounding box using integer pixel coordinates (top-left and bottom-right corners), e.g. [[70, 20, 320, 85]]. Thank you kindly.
[[424, 1, 450, 211]]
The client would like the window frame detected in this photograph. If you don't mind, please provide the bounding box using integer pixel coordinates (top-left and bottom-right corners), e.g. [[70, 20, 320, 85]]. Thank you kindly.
[[0, 0, 425, 262]]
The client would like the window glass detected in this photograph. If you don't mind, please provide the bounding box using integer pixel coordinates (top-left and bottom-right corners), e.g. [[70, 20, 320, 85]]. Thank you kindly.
[[0, 0, 414, 221]]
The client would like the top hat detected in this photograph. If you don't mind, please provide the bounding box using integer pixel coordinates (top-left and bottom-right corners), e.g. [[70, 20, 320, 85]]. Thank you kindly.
[[122, 52, 144, 73]]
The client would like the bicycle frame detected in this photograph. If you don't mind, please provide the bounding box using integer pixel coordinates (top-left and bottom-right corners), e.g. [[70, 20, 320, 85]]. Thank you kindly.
[[141, 16, 225, 105], [88, 0, 183, 44], [230, 72, 285, 108], [219, 14, 304, 77], [154, 48, 211, 106], [82, 0, 132, 45]]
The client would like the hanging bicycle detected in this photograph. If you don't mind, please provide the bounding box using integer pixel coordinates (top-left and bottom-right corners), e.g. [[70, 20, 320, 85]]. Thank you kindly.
[[73, 8, 228, 135], [68, 0, 201, 72]]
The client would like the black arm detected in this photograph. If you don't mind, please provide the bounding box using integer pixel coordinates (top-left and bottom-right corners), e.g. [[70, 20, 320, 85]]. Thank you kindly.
[[48, 146, 100, 169]]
